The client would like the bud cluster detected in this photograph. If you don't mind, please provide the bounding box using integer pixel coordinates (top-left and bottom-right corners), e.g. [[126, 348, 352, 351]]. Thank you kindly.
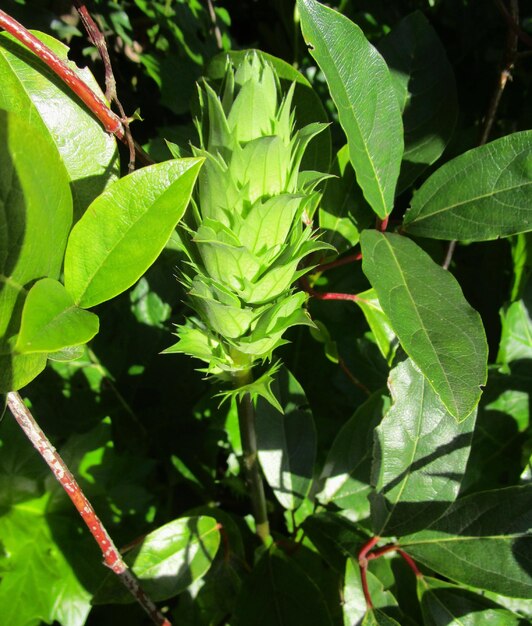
[[166, 53, 332, 404]]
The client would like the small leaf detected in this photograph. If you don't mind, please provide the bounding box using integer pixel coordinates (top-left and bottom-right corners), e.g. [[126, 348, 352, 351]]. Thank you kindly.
[[232, 548, 333, 626], [355, 288, 398, 364], [94, 516, 220, 603], [302, 513, 367, 572], [403, 130, 532, 241], [362, 608, 402, 625], [361, 231, 488, 421], [15, 278, 99, 354], [379, 11, 457, 192], [370, 359, 476, 536], [400, 485, 532, 598], [297, 0, 404, 218], [343, 559, 398, 626], [497, 277, 532, 365], [255, 366, 316, 510], [418, 576, 528, 626], [317, 391, 390, 515], [64, 158, 203, 308]]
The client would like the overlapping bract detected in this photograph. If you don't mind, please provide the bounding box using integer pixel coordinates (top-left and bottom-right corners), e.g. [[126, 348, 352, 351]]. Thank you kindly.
[[166, 54, 332, 402]]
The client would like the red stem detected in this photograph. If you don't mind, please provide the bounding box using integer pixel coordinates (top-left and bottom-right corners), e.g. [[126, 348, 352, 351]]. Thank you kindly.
[[316, 252, 362, 273], [6, 392, 171, 626], [358, 536, 380, 609], [397, 549, 422, 577], [376, 216, 389, 232], [0, 9, 124, 139], [339, 358, 371, 396]]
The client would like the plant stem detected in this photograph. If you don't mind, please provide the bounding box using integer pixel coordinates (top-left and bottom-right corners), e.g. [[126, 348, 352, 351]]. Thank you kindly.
[[232, 369, 271, 543], [6, 392, 171, 626]]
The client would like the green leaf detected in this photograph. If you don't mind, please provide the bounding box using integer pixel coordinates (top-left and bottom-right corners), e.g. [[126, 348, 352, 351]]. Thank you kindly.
[[297, 0, 403, 218], [498, 277, 532, 365], [0, 31, 119, 218], [361, 231, 488, 421], [370, 359, 476, 536], [400, 486, 532, 597], [255, 366, 316, 510], [418, 576, 528, 626], [232, 548, 333, 626], [343, 559, 398, 626], [94, 516, 220, 603], [403, 130, 532, 241], [379, 11, 457, 192], [0, 109, 72, 392], [64, 158, 203, 308], [15, 278, 99, 354], [317, 391, 390, 515], [355, 288, 398, 364], [206, 48, 331, 172]]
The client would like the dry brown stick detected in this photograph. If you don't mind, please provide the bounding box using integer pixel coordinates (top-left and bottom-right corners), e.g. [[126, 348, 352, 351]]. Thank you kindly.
[[6, 392, 172, 626], [442, 0, 520, 270], [205, 0, 223, 50], [73, 0, 136, 171]]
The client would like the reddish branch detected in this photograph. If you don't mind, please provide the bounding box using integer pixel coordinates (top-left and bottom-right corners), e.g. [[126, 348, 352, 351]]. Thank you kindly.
[[73, 0, 136, 171], [0, 9, 124, 138], [358, 536, 422, 609], [316, 252, 362, 273], [6, 392, 172, 626]]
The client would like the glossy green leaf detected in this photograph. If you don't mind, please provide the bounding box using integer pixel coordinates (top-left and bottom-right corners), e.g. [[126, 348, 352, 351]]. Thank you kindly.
[[498, 277, 532, 365], [418, 576, 528, 626], [15, 278, 99, 354], [206, 48, 331, 173], [361, 231, 488, 421], [317, 391, 390, 515], [319, 144, 374, 254], [343, 559, 398, 626], [232, 549, 333, 626], [371, 359, 476, 536], [401, 486, 532, 597], [64, 158, 203, 308], [379, 11, 457, 192], [355, 288, 398, 363], [0, 31, 119, 218], [403, 131, 532, 241], [0, 109, 72, 392], [94, 516, 220, 603], [255, 366, 316, 510], [297, 0, 403, 218]]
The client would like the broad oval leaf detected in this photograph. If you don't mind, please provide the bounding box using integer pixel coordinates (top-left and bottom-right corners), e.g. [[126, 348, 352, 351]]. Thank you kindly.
[[0, 31, 119, 218], [232, 549, 333, 626], [403, 130, 532, 241], [418, 576, 528, 626], [360, 231, 488, 421], [64, 158, 203, 308], [379, 11, 457, 192], [15, 278, 99, 354], [256, 366, 316, 510], [0, 109, 72, 392], [94, 516, 220, 604], [297, 0, 404, 219], [370, 359, 476, 537], [400, 486, 532, 598]]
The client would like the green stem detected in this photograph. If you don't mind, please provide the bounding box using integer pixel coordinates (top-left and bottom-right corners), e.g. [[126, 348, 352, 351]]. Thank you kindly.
[[233, 369, 271, 543]]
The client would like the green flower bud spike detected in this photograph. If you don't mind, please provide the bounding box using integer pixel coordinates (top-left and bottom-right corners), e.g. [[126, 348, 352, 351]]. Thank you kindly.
[[164, 52, 333, 542], [164, 52, 333, 411]]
